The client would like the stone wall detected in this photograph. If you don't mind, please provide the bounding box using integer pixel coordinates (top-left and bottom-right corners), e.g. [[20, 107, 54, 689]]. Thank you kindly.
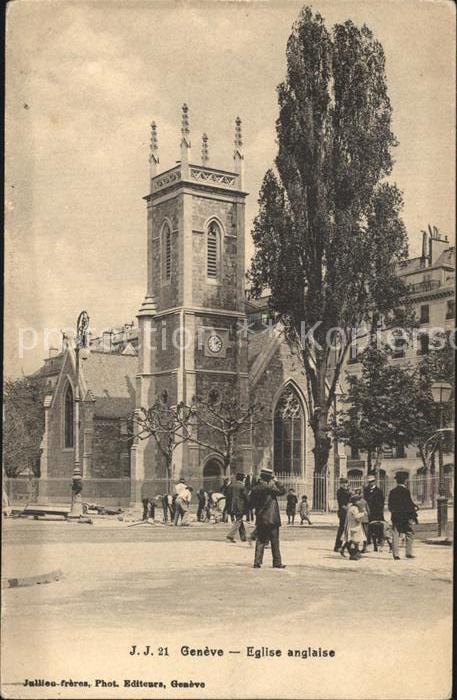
[[91, 418, 125, 478], [152, 313, 180, 373], [193, 314, 240, 373], [138, 179, 248, 488], [251, 338, 315, 477], [44, 359, 83, 478], [191, 196, 240, 310], [150, 195, 183, 310], [41, 352, 132, 482]]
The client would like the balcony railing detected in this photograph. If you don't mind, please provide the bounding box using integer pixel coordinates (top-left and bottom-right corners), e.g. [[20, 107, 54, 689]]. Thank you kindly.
[[408, 279, 441, 294]]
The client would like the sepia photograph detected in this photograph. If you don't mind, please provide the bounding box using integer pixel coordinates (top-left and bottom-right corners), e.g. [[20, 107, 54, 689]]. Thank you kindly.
[[2, 0, 455, 698]]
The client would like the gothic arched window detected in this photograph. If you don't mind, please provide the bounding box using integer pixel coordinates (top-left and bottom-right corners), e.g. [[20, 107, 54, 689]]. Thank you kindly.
[[207, 221, 221, 279], [64, 383, 74, 448], [162, 222, 171, 282], [273, 384, 304, 476]]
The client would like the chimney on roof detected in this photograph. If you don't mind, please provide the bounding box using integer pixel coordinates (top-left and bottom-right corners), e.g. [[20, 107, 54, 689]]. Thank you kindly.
[[428, 225, 449, 265], [48, 347, 59, 358], [421, 229, 429, 262], [421, 225, 449, 266]]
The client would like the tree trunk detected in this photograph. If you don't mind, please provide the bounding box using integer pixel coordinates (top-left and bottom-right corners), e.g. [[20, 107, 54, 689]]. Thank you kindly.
[[224, 437, 234, 479], [165, 455, 172, 495], [311, 363, 332, 473], [373, 448, 382, 482], [418, 443, 429, 505], [313, 422, 331, 473], [311, 410, 331, 511]]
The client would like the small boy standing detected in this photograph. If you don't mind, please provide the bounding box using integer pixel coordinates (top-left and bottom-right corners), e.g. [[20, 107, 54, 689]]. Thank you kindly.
[[299, 495, 312, 525], [286, 489, 298, 525]]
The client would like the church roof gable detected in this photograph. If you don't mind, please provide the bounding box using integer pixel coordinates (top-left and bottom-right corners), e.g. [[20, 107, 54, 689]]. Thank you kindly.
[[248, 325, 284, 387], [80, 353, 137, 418]]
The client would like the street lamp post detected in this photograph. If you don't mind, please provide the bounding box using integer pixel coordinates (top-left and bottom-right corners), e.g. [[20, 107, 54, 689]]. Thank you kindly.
[[431, 381, 452, 538], [69, 311, 90, 518]]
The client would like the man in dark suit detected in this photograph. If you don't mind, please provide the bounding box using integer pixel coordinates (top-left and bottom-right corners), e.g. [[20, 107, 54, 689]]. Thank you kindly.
[[334, 477, 351, 552], [196, 489, 209, 522], [364, 474, 385, 551], [221, 477, 232, 522], [388, 473, 419, 560], [249, 467, 286, 568], [141, 481, 155, 521], [226, 473, 248, 542]]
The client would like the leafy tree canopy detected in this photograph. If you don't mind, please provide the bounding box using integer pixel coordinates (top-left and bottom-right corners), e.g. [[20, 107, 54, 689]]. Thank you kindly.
[[248, 7, 413, 473], [334, 341, 454, 470], [3, 376, 45, 477]]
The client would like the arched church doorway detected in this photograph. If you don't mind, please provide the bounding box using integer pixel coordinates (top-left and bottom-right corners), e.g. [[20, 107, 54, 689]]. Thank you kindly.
[[203, 458, 224, 493]]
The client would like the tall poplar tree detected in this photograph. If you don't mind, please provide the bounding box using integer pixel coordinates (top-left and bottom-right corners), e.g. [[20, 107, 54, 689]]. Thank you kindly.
[[249, 7, 412, 476]]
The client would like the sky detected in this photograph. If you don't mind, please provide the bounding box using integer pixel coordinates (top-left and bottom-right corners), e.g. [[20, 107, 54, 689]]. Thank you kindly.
[[5, 0, 456, 377]]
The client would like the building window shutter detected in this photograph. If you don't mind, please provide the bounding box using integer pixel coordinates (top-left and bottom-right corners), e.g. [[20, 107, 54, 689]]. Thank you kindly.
[[419, 304, 429, 324], [162, 223, 171, 282], [207, 222, 219, 278]]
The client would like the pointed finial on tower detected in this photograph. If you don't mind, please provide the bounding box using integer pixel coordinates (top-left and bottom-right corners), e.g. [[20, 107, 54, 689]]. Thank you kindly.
[[149, 121, 159, 179], [234, 116, 243, 149], [233, 116, 244, 188], [180, 103, 191, 174], [181, 103, 190, 141], [150, 121, 158, 151], [201, 133, 209, 165]]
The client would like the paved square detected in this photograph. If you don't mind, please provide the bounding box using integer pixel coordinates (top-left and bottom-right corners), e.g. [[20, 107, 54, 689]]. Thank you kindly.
[[1, 518, 453, 699]]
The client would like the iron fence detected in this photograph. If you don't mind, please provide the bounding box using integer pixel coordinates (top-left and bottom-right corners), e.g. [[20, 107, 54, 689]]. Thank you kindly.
[[4, 478, 131, 507], [271, 472, 454, 511], [344, 473, 454, 505], [3, 472, 454, 512]]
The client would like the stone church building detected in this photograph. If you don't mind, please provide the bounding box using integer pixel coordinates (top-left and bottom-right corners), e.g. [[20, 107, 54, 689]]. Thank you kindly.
[[131, 106, 335, 501], [36, 105, 454, 508], [37, 106, 339, 507]]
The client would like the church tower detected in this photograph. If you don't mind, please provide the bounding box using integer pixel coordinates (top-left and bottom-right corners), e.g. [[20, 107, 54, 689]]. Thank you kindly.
[[131, 105, 249, 499]]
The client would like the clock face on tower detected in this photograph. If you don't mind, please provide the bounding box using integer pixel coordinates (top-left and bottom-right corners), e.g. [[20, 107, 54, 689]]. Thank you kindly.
[[207, 334, 223, 354]]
